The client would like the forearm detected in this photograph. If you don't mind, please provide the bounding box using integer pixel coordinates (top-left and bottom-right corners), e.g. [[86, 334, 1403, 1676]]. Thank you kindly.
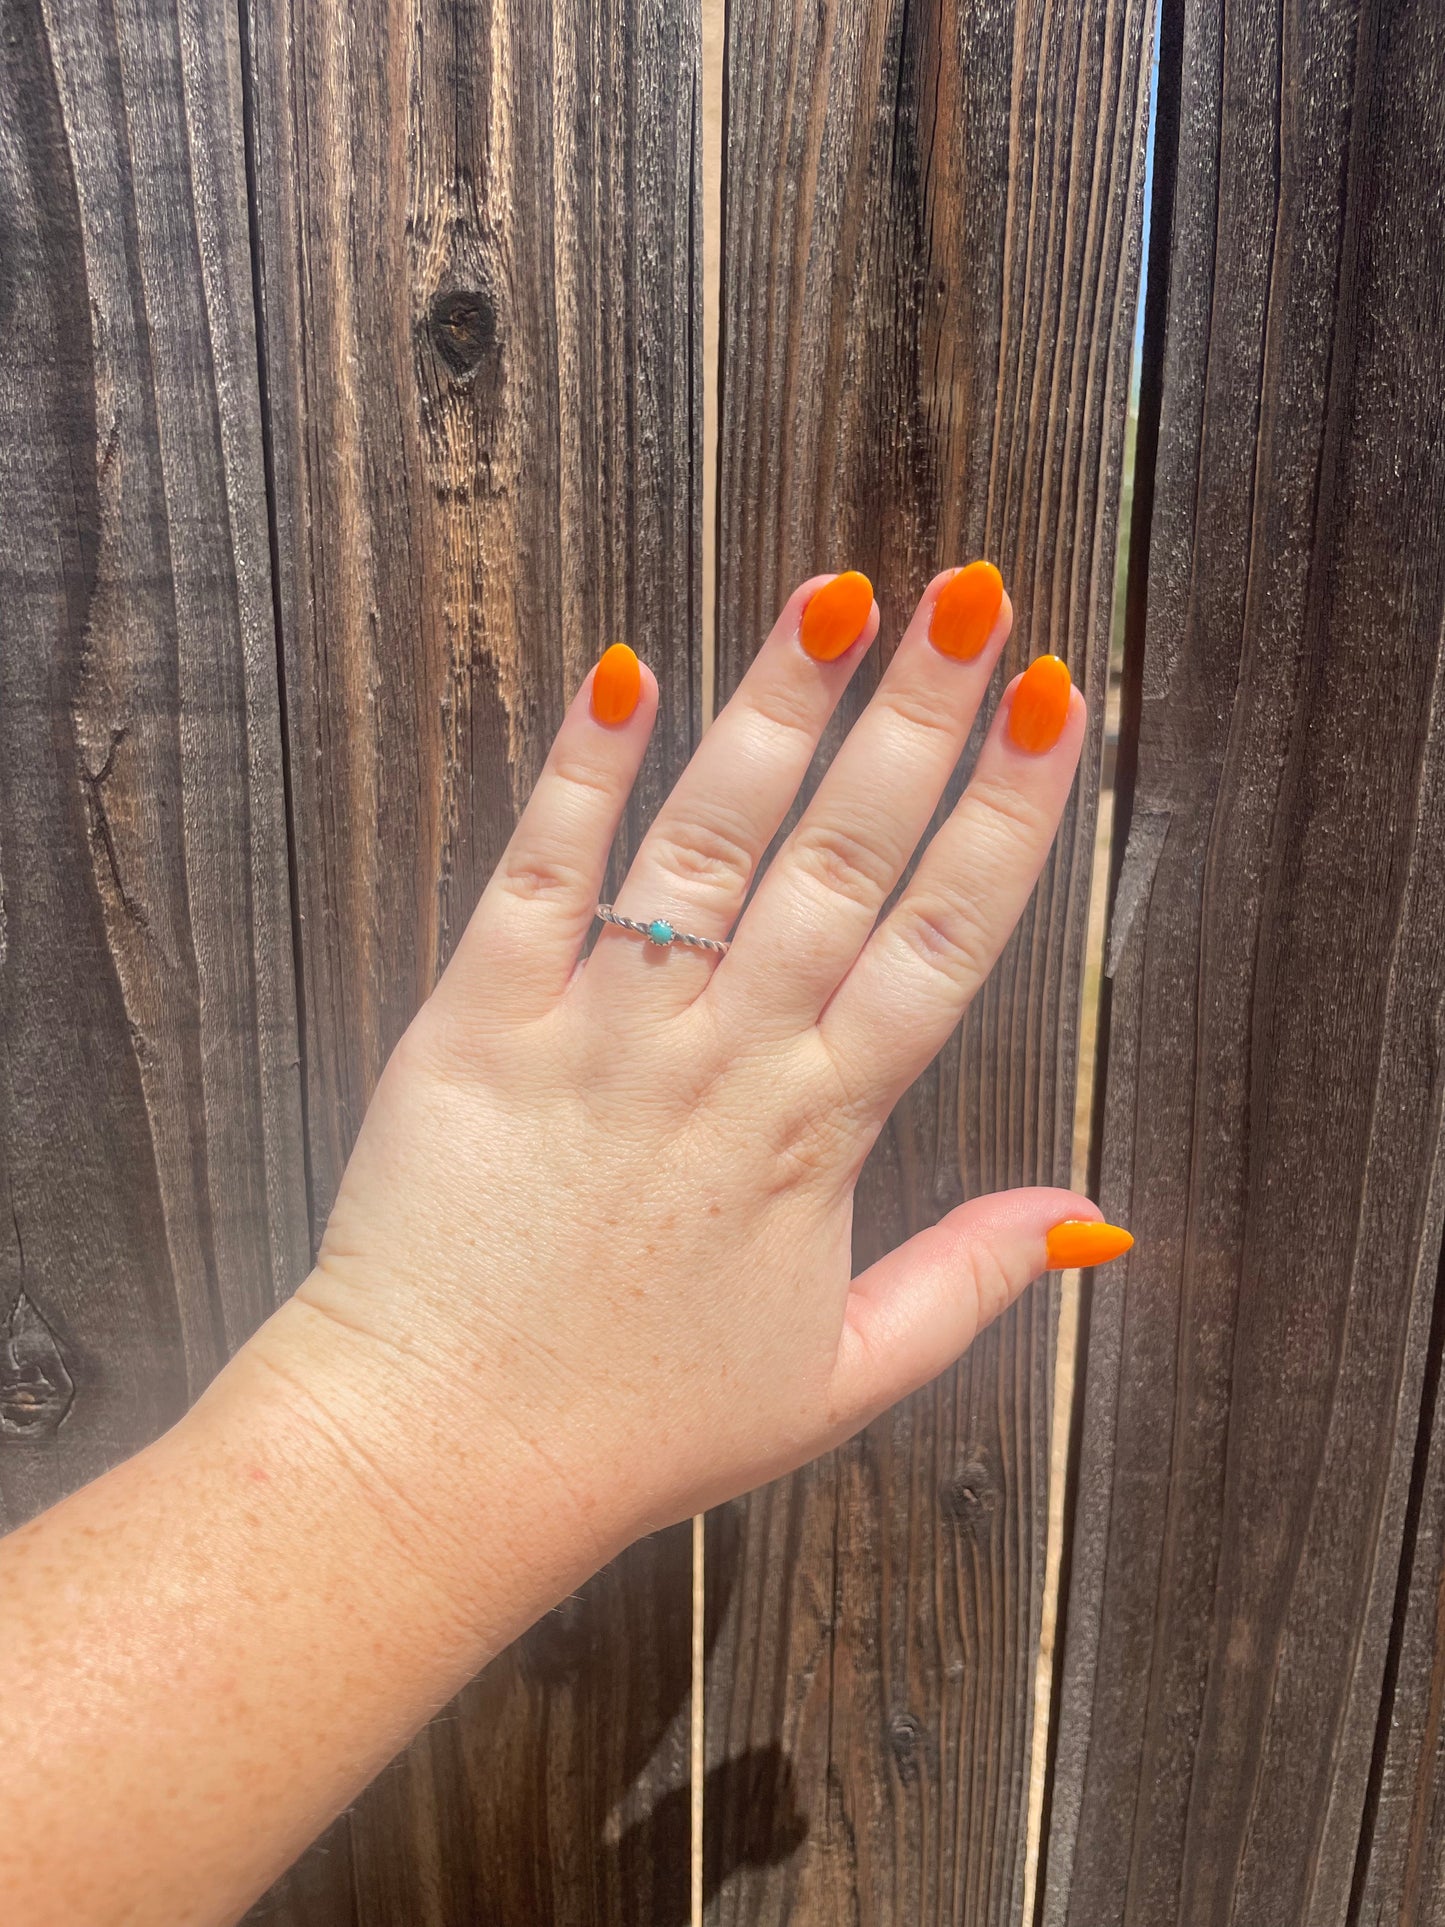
[[0, 1289, 600, 1927]]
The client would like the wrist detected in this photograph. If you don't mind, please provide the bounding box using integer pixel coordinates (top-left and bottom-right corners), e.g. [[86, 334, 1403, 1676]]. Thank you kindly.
[[208, 1280, 619, 1656], [0, 1288, 604, 1921]]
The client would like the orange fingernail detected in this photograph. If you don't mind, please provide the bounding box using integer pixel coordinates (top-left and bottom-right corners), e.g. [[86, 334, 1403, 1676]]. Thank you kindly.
[[1046, 1220, 1134, 1269], [1008, 654, 1072, 752], [800, 571, 874, 661], [591, 642, 642, 724], [929, 560, 1004, 661]]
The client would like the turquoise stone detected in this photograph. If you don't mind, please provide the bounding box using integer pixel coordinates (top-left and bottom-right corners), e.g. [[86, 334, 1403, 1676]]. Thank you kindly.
[[646, 919, 675, 946]]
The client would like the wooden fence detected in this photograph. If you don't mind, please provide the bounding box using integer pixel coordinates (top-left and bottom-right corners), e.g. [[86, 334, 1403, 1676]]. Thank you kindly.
[[1, 0, 1442, 1919]]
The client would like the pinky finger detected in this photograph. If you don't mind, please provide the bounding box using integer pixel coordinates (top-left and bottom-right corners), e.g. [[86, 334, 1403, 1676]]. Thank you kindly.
[[441, 645, 658, 1017], [820, 658, 1085, 1105]]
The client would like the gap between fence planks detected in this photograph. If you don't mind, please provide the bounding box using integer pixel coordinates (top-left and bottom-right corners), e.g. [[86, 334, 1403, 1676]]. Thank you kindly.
[[704, 1, 1154, 1920], [1042, 0, 1445, 1919], [241, 0, 702, 1917], [694, 2, 730, 1918]]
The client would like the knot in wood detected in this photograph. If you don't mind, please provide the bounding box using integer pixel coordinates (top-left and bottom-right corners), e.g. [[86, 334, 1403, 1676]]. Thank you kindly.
[[940, 1456, 1000, 1539], [888, 1711, 927, 1780], [0, 1291, 75, 1440], [427, 288, 497, 378]]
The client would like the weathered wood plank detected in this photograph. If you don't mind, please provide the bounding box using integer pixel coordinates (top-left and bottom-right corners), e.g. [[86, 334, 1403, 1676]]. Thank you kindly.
[[243, 0, 703, 1915], [0, 0, 308, 1524], [706, 0, 1153, 1918], [1355, 1284, 1445, 1927], [1043, 0, 1445, 1920]]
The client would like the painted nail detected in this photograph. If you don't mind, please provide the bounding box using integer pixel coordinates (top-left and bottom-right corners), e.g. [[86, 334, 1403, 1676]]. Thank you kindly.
[[800, 571, 875, 661], [1046, 1220, 1134, 1269], [1008, 654, 1072, 753], [929, 560, 1004, 661], [591, 642, 642, 725]]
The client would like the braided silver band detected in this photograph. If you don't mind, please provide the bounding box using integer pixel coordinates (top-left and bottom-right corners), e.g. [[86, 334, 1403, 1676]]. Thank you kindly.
[[594, 904, 730, 955]]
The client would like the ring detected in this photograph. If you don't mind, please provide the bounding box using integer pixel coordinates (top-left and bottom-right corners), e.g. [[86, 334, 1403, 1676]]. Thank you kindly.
[[594, 904, 729, 954]]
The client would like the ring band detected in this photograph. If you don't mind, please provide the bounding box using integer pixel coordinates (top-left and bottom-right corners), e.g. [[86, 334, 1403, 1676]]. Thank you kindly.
[[594, 904, 729, 955]]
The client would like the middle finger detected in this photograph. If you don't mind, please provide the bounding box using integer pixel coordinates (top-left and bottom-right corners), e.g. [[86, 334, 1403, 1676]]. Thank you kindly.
[[710, 561, 1013, 1030]]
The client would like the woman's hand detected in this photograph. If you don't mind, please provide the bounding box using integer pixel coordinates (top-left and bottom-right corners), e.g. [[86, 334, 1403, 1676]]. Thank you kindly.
[[0, 566, 1132, 1924], [252, 565, 1129, 1600]]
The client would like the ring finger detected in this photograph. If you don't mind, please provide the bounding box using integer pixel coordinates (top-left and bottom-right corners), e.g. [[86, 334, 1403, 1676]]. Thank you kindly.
[[579, 570, 878, 1006]]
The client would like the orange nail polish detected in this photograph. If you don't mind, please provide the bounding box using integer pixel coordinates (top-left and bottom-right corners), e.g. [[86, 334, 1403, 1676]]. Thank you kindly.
[[591, 642, 642, 725], [1046, 1220, 1134, 1269], [929, 560, 1004, 661], [800, 571, 875, 661], [1008, 654, 1072, 752]]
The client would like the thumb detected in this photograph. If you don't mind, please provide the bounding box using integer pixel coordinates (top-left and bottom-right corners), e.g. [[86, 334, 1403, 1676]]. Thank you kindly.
[[828, 1188, 1132, 1430]]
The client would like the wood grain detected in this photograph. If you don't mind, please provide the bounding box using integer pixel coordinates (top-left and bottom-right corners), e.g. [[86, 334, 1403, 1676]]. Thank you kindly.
[[1042, 0, 1445, 1920], [706, 0, 1153, 1919], [0, 0, 307, 1525], [1355, 1267, 1445, 1927], [242, 0, 703, 1915]]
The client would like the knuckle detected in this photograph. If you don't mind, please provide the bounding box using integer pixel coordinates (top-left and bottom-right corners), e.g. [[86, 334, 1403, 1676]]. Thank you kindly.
[[967, 1242, 1018, 1332], [879, 682, 966, 744], [891, 892, 994, 989], [965, 773, 1053, 844], [744, 675, 824, 746], [548, 750, 619, 803], [496, 850, 592, 903], [789, 819, 896, 909], [649, 808, 757, 897]]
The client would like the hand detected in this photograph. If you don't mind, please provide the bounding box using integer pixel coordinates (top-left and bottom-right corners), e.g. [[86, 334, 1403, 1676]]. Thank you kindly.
[[0, 568, 1135, 1923], [255, 566, 1130, 1602]]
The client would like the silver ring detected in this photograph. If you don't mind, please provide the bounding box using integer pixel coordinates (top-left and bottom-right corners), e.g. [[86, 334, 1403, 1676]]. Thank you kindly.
[[594, 904, 729, 955]]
